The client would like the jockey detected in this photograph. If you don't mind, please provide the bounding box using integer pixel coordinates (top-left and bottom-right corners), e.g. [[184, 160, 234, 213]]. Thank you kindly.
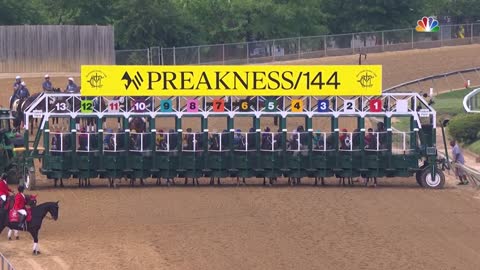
[[42, 74, 53, 92], [13, 76, 22, 92], [65, 77, 79, 93], [17, 82, 30, 99], [14, 185, 27, 229], [0, 173, 12, 208]]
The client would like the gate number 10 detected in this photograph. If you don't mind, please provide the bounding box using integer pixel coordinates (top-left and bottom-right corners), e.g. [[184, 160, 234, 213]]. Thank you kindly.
[[133, 102, 146, 111]]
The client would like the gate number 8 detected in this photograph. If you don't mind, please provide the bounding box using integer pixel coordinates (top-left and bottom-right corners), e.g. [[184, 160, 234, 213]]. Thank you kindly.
[[187, 99, 198, 112]]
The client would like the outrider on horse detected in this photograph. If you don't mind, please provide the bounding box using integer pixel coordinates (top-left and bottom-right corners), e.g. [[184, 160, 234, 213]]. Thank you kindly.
[[0, 187, 58, 255]]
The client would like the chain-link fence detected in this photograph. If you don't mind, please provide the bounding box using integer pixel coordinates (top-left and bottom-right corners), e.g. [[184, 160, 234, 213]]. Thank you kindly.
[[140, 23, 480, 66], [115, 49, 150, 65]]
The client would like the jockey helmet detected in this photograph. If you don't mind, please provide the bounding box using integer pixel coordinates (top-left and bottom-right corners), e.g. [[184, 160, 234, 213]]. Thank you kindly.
[[45, 74, 50, 78], [21, 81, 26, 86], [15, 76, 21, 80], [18, 185, 25, 193], [68, 77, 74, 82]]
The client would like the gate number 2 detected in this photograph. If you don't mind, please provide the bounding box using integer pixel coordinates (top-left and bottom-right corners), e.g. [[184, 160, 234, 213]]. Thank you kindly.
[[344, 100, 355, 112]]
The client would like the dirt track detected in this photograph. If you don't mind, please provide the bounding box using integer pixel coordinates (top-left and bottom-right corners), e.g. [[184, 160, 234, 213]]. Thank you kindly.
[[1, 44, 480, 270]]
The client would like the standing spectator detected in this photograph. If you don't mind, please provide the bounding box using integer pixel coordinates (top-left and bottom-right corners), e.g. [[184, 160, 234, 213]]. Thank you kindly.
[[450, 140, 468, 185], [42, 74, 53, 92], [65, 77, 79, 93]]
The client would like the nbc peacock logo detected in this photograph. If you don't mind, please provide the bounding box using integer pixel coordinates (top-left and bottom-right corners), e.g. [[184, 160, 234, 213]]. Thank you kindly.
[[416, 16, 439, 32]]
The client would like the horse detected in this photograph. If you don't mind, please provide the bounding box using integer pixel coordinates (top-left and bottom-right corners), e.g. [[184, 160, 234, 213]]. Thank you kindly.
[[126, 116, 148, 187], [0, 201, 59, 255], [11, 92, 41, 134]]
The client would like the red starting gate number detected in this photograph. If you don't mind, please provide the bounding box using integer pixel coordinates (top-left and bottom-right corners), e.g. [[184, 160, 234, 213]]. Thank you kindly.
[[369, 99, 382, 112], [212, 99, 225, 112]]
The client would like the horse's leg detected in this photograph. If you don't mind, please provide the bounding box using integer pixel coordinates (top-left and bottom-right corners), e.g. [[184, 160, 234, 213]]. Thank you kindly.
[[7, 229, 12, 240], [242, 177, 246, 185], [269, 177, 275, 186], [210, 177, 214, 185], [60, 178, 64, 188], [31, 229, 40, 255], [14, 230, 19, 240]]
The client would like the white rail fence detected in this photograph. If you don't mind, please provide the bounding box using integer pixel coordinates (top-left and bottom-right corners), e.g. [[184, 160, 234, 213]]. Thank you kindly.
[[0, 252, 15, 270]]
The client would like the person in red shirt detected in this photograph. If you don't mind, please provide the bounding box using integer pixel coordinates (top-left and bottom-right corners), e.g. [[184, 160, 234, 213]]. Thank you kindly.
[[0, 173, 12, 208], [14, 185, 27, 229]]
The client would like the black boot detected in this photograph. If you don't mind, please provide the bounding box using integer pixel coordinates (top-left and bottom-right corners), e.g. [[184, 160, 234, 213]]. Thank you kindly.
[[18, 214, 26, 230]]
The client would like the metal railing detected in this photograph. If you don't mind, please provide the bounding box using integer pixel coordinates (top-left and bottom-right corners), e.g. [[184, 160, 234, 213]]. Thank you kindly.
[[385, 67, 480, 94], [0, 252, 16, 270], [114, 23, 480, 65]]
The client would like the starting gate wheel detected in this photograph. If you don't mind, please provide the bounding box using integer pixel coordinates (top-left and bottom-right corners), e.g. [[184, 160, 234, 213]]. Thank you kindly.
[[419, 167, 445, 189], [415, 163, 428, 187]]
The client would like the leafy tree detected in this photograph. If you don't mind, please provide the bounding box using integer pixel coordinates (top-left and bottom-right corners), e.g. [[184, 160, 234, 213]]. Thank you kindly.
[[0, 0, 43, 24]]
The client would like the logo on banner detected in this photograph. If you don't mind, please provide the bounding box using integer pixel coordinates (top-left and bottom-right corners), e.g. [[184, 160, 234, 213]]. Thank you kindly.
[[356, 70, 377, 89], [86, 70, 107, 89], [122, 71, 144, 90]]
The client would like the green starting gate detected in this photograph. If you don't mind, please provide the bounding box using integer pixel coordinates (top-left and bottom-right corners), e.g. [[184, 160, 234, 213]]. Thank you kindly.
[[21, 93, 445, 189]]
